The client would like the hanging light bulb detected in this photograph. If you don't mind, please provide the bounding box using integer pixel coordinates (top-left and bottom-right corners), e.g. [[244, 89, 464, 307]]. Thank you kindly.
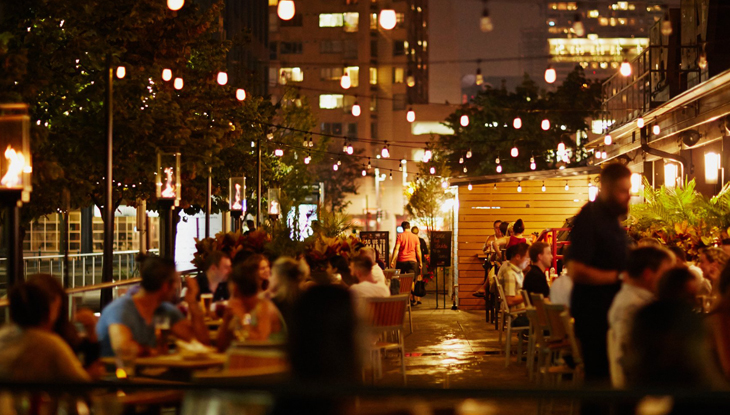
[[162, 69, 172, 81], [340, 70, 351, 89], [167, 0, 184, 11], [517, 182, 522, 193], [495, 156, 500, 164], [333, 163, 339, 171], [572, 14, 585, 37], [459, 157, 464, 164], [268, 133, 274, 141], [116, 66, 126, 79], [304, 154, 311, 165], [406, 70, 415, 87], [604, 134, 612, 145], [698, 50, 708, 69], [399, 164, 403, 172], [466, 149, 473, 159], [602, 150, 607, 159], [304, 138, 310, 148], [343, 142, 348, 153], [480, 7, 493, 32], [423, 149, 432, 163], [379, 9, 397, 30], [389, 173, 393, 180], [347, 144, 354, 155], [565, 181, 569, 191], [367, 159, 372, 169], [652, 124, 661, 135], [441, 181, 449, 189], [275, 148, 284, 157], [475, 68, 484, 86], [277, 0, 295, 20], [362, 168, 367, 176], [337, 159, 342, 166], [463, 167, 468, 173], [494, 183, 497, 190], [351, 102, 361, 117], [637, 117, 644, 128], [541, 119, 550, 131], [236, 89, 247, 101], [661, 12, 673, 36], [595, 150, 602, 160], [620, 59, 632, 77], [406, 107, 416, 123], [513, 117, 522, 129], [510, 146, 519, 158], [216, 72, 228, 85], [544, 66, 556, 84], [542, 182, 546, 192], [430, 166, 436, 175], [460, 114, 470, 127], [557, 142, 565, 153], [308, 138, 314, 147], [381, 144, 390, 158], [496, 164, 502, 173], [530, 161, 536, 170], [468, 183, 473, 191], [174, 77, 184, 90]]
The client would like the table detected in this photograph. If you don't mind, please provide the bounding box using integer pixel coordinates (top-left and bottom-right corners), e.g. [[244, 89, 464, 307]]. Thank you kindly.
[[102, 353, 226, 371]]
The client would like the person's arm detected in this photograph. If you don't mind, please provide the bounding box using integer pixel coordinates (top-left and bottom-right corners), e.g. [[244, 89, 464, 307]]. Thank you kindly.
[[51, 336, 92, 382], [505, 295, 523, 307], [569, 261, 620, 285], [109, 324, 143, 356], [215, 306, 237, 352], [247, 302, 274, 341], [390, 242, 401, 268], [416, 243, 423, 269], [173, 277, 210, 345]]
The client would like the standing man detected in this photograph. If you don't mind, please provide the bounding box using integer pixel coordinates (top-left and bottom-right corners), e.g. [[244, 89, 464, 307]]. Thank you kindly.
[[567, 163, 632, 394], [390, 221, 422, 276], [523, 242, 552, 298]]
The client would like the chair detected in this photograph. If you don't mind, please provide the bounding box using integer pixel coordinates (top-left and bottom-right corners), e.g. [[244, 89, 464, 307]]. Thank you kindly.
[[528, 294, 571, 382], [495, 282, 529, 367], [607, 327, 625, 388], [383, 269, 398, 279], [392, 273, 414, 333], [539, 305, 581, 386], [364, 294, 410, 385]]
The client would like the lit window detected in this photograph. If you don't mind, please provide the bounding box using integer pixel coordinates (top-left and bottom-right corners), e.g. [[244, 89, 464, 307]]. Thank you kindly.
[[320, 67, 343, 81], [268, 0, 277, 5], [344, 66, 359, 87], [629, 4, 635, 10], [610, 17, 617, 26], [319, 13, 344, 27], [343, 12, 359, 32], [567, 2, 577, 10], [370, 13, 377, 29], [279, 67, 303, 83], [393, 67, 404, 83], [588, 10, 599, 18], [319, 94, 344, 109], [618, 18, 627, 25], [369, 67, 378, 85], [599, 17, 608, 26], [617, 1, 628, 10], [600, 62, 608, 69]]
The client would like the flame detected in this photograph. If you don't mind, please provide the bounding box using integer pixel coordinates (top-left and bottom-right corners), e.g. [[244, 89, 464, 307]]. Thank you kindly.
[[115, 368, 128, 379], [161, 167, 176, 198], [269, 200, 279, 215], [1, 146, 25, 188], [231, 183, 242, 210]]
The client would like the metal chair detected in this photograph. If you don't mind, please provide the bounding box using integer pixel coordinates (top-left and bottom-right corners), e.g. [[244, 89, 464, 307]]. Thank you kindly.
[[392, 273, 414, 333], [495, 282, 529, 367], [364, 294, 410, 385]]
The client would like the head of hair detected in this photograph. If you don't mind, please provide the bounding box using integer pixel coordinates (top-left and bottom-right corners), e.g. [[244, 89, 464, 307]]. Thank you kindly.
[[234, 253, 268, 289], [400, 221, 410, 231], [9, 283, 51, 328], [657, 267, 699, 303], [271, 257, 306, 300], [204, 250, 228, 272], [600, 163, 632, 187], [668, 246, 686, 262], [493, 220, 502, 227], [246, 220, 255, 228], [513, 219, 525, 234], [626, 246, 672, 280], [529, 242, 550, 263], [637, 237, 662, 247], [328, 255, 352, 284], [506, 242, 529, 261], [411, 226, 419, 234], [350, 255, 374, 275], [700, 247, 728, 266], [137, 254, 177, 293], [230, 262, 260, 297], [27, 274, 78, 342], [499, 221, 509, 236]]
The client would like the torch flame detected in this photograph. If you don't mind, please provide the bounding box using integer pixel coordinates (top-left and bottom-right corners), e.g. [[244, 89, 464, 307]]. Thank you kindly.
[[161, 167, 176, 198], [270, 200, 280, 215], [1, 146, 25, 188], [232, 183, 242, 210]]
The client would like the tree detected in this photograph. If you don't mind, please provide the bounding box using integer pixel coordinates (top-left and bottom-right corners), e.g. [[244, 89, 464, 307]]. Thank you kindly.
[[405, 152, 451, 234], [313, 144, 364, 213]]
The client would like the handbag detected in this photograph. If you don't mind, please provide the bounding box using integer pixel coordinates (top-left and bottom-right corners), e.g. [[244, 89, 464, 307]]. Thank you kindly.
[[412, 280, 427, 297], [389, 278, 401, 296]]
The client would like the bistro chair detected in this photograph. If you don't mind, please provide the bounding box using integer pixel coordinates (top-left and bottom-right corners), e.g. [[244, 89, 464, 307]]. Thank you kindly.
[[384, 269, 398, 280], [364, 294, 410, 385], [495, 282, 529, 367], [392, 273, 414, 333]]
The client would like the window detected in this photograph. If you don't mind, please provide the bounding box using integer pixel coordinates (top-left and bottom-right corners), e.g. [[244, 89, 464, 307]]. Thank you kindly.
[[369, 67, 378, 85], [587, 10, 599, 18], [393, 41, 406, 56], [346, 123, 358, 138], [320, 67, 344, 81], [321, 40, 343, 54], [280, 42, 303, 54], [319, 94, 345, 109], [395, 12, 406, 28], [343, 12, 359, 32], [280, 13, 303, 27], [344, 40, 358, 59], [268, 0, 277, 5], [321, 123, 343, 135], [344, 95, 357, 112], [370, 13, 378, 29], [279, 67, 304, 83], [599, 17, 608, 26], [269, 13, 278, 32], [344, 66, 359, 87], [369, 95, 377, 112], [319, 13, 359, 31], [392, 94, 406, 111], [371, 40, 378, 58], [371, 122, 378, 139], [393, 67, 404, 83], [269, 42, 278, 60]]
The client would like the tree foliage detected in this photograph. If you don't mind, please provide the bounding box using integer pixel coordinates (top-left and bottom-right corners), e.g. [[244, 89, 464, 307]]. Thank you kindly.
[[405, 151, 451, 233]]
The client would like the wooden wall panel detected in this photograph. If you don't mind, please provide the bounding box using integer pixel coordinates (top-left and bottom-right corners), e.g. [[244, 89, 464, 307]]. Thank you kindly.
[[456, 175, 598, 309]]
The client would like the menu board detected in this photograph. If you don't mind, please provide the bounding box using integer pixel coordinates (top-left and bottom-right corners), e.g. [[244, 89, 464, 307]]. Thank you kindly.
[[359, 231, 390, 266], [430, 231, 452, 267]]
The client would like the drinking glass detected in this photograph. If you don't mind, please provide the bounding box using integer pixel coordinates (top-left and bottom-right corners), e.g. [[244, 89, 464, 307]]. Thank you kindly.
[[113, 343, 138, 378]]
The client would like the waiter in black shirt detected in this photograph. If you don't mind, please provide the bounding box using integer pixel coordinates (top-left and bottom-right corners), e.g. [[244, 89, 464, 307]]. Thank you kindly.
[[567, 163, 631, 391]]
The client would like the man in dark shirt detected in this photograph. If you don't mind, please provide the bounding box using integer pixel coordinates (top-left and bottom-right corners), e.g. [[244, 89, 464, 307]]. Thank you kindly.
[[568, 163, 631, 391], [196, 250, 232, 302], [523, 242, 552, 297]]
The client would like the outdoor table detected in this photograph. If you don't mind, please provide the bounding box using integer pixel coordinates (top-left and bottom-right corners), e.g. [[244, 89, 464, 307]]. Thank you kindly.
[[101, 352, 226, 371]]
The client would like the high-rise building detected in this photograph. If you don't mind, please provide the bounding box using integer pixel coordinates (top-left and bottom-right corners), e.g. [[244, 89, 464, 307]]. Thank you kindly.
[[225, 0, 270, 96]]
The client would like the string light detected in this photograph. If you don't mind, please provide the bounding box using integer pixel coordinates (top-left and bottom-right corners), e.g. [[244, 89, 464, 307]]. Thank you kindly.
[[460, 114, 470, 127], [495, 156, 500, 164], [468, 183, 473, 191], [304, 153, 311, 164], [347, 144, 354, 155], [333, 163, 339, 171], [463, 167, 468, 173], [459, 157, 464, 164], [604, 134, 612, 145], [406, 107, 416, 123], [174, 77, 183, 90], [277, 0, 295, 20], [379, 9, 397, 30], [513, 117, 522, 129], [116, 66, 126, 79], [162, 69, 172, 81], [274, 148, 284, 157], [342, 141, 348, 153], [494, 183, 497, 190], [268, 133, 274, 140], [381, 143, 390, 158], [510, 146, 519, 158], [361, 167, 367, 176], [572, 13, 585, 37], [530, 156, 536, 170], [466, 149, 473, 159], [637, 117, 644, 128], [441, 181, 448, 189], [367, 158, 372, 169], [337, 159, 342, 166], [620, 59, 632, 77], [544, 66, 556, 84], [652, 124, 661, 135], [557, 142, 565, 153], [167, 0, 184, 11], [517, 182, 522, 193], [542, 181, 546, 192], [496, 164, 502, 173], [423, 149, 432, 163], [480, 3, 493, 32], [406, 70, 415, 87], [475, 68, 484, 86], [661, 11, 673, 36], [340, 71, 351, 89], [595, 150, 602, 160], [236, 89, 247, 101], [352, 102, 361, 116], [565, 181, 569, 191], [430, 166, 436, 175], [216, 72, 228, 85], [541, 119, 550, 130], [602, 150, 607, 159]]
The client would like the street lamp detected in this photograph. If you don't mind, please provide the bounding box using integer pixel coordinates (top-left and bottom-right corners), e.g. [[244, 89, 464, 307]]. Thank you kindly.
[[229, 176, 245, 232], [0, 104, 32, 288], [156, 150, 181, 259]]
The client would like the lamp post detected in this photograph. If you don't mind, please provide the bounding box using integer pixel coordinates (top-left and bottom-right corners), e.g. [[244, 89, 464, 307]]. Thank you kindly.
[[156, 151, 181, 259], [0, 104, 32, 289], [229, 176, 245, 232]]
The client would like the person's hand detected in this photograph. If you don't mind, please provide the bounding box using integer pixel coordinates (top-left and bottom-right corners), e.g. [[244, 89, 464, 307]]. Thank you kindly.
[[227, 297, 246, 319], [184, 277, 200, 305], [75, 308, 98, 342]]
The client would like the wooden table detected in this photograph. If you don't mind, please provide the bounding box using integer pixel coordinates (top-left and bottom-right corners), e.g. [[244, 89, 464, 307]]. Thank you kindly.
[[102, 353, 227, 371]]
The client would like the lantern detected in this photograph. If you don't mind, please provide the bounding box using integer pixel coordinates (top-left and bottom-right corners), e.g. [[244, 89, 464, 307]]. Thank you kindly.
[[268, 188, 281, 216], [156, 151, 181, 205], [0, 104, 32, 201], [229, 177, 245, 212]]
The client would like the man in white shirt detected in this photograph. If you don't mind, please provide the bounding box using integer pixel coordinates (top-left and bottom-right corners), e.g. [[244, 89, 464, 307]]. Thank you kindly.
[[357, 246, 386, 285], [607, 246, 674, 388], [349, 255, 390, 300]]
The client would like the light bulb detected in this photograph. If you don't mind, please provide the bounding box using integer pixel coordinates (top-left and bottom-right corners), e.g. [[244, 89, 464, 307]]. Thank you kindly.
[[565, 182, 569, 191], [517, 183, 522, 193], [496, 164, 502, 173], [423, 149, 432, 162], [406, 72, 415, 87], [495, 157, 500, 164], [406, 108, 416, 123], [441, 181, 448, 189], [698, 52, 708, 69], [480, 8, 493, 32], [174, 77, 183, 90], [430, 167, 436, 175], [308, 139, 314, 147], [275, 148, 284, 157], [544, 66, 556, 84], [367, 160, 372, 169], [343, 144, 348, 153], [542, 182, 546, 192], [620, 59, 632, 77], [337, 159, 342, 166], [390, 173, 394, 180], [381, 145, 390, 158], [362, 169, 367, 176], [162, 69, 172, 81], [530, 162, 536, 170], [595, 150, 602, 160], [513, 117, 522, 129], [572, 14, 585, 37], [216, 71, 227, 85], [557, 142, 565, 153], [511, 147, 519, 158], [277, 0, 295, 21], [475, 68, 484, 86], [460, 115, 470, 127], [304, 155, 311, 165], [602, 150, 607, 159], [340, 72, 351, 89], [459, 157, 464, 164], [347, 145, 354, 155], [652, 125, 661, 135], [463, 167, 468, 173], [116, 66, 126, 79], [236, 88, 246, 101], [541, 119, 550, 131], [333, 164, 339, 171], [637, 117, 644, 128], [468, 183, 473, 191], [530, 156, 535, 163], [466, 149, 473, 159], [167, 0, 184, 11], [604, 134, 612, 145], [661, 14, 672, 36], [351, 102, 361, 116], [379, 9, 397, 30]]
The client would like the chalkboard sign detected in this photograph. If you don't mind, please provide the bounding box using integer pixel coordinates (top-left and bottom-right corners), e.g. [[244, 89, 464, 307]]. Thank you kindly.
[[430, 231, 452, 267], [359, 231, 390, 266]]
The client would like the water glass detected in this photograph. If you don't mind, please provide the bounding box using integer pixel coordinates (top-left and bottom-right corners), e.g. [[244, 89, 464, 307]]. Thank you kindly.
[[113, 344, 137, 379]]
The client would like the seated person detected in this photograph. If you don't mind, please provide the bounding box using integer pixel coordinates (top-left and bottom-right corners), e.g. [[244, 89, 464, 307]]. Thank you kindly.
[[523, 242, 552, 297], [267, 257, 307, 330], [496, 243, 530, 326], [217, 263, 286, 351], [0, 283, 90, 382], [349, 255, 390, 300], [96, 255, 209, 357], [196, 250, 232, 302], [356, 246, 386, 285], [326, 255, 355, 286]]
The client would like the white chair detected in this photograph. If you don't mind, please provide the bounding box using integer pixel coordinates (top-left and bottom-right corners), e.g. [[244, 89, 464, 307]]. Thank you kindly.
[[607, 327, 625, 388], [392, 273, 414, 333], [364, 294, 410, 385], [495, 282, 529, 367]]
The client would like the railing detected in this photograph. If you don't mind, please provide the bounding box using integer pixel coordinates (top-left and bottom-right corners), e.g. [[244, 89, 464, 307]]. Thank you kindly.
[[537, 228, 571, 273]]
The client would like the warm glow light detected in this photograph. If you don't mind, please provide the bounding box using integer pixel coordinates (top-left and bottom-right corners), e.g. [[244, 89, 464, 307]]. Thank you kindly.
[[1, 146, 26, 188], [542, 182, 546, 192], [517, 183, 522, 193], [480, 9, 493, 32], [661, 16, 673, 36], [475, 69, 484, 86], [595, 150, 602, 160], [637, 117, 644, 128], [347, 145, 354, 155], [304, 155, 311, 165], [216, 72, 228, 85], [602, 150, 607, 159], [174, 77, 183, 90], [116, 66, 126, 79], [340, 72, 351, 89], [565, 182, 570, 191], [116, 368, 128, 379], [162, 69, 172, 81], [705, 152, 721, 185], [510, 147, 519, 158], [460, 115, 470, 127], [167, 0, 184, 11], [496, 164, 502, 173], [352, 103, 361, 117], [513, 117, 522, 129], [406, 73, 416, 87], [277, 0, 295, 20], [589, 184, 598, 201], [406, 108, 416, 123], [630, 173, 641, 194], [664, 163, 678, 188], [466, 149, 473, 159], [652, 125, 661, 135], [544, 66, 556, 84], [541, 119, 550, 130], [274, 148, 284, 157], [362, 169, 367, 176], [620, 59, 632, 77], [604, 134, 612, 145], [557, 142, 565, 153], [530, 162, 536, 170], [468, 183, 473, 191], [381, 146, 390, 158], [379, 9, 397, 30], [698, 52, 708, 69], [573, 20, 585, 37], [333, 164, 339, 171], [236, 88, 246, 101], [423, 149, 432, 163], [430, 166, 436, 175]]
